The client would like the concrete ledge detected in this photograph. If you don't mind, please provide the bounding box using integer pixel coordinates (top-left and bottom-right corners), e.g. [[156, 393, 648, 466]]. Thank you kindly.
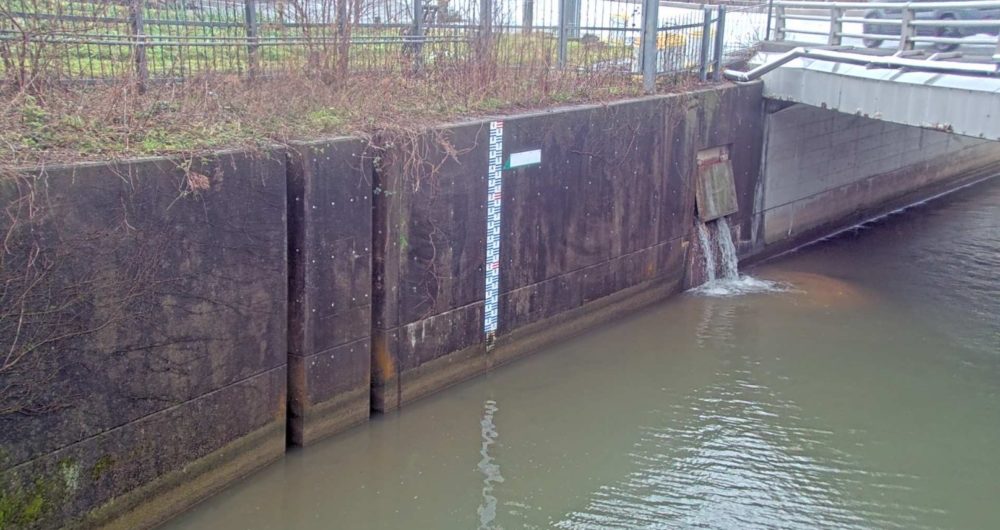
[[288, 386, 370, 446], [399, 337, 489, 408], [86, 420, 284, 530], [489, 267, 687, 369], [374, 261, 687, 413], [287, 338, 371, 446]]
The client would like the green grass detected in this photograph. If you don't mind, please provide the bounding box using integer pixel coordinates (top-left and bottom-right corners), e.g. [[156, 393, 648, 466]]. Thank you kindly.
[[1, 0, 649, 80]]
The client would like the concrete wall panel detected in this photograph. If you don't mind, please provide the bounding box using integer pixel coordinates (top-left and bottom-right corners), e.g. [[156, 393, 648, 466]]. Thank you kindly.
[[0, 150, 287, 529], [286, 139, 373, 445], [371, 84, 766, 413], [756, 104, 1000, 256]]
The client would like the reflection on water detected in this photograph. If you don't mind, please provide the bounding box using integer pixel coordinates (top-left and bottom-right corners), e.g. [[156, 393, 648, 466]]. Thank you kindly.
[[478, 400, 504, 530], [554, 363, 939, 530], [165, 177, 1000, 530]]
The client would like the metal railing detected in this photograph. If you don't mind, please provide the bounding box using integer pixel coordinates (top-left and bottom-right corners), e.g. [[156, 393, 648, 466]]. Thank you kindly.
[[724, 44, 1000, 80], [769, 0, 1000, 63], [0, 0, 768, 89]]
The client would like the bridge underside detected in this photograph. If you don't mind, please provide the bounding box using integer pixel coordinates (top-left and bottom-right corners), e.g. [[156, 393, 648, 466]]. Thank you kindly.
[[751, 52, 1000, 141]]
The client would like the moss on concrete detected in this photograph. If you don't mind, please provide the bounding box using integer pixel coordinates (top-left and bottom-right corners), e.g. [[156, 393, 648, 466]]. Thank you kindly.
[[90, 455, 115, 482], [0, 470, 69, 529]]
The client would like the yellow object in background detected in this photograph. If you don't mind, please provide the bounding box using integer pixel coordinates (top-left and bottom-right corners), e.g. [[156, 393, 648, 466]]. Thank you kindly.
[[634, 32, 692, 50]]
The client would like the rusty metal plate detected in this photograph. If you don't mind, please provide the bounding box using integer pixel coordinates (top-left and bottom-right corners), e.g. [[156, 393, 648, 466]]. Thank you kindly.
[[696, 160, 739, 221]]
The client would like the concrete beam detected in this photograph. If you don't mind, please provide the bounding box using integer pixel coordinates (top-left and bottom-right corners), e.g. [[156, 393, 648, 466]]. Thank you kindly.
[[755, 53, 1000, 141]]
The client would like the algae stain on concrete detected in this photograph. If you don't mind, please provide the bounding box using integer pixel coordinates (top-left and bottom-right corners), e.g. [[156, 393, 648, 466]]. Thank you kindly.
[[59, 458, 81, 493], [91, 455, 115, 482], [0, 455, 112, 528], [0, 469, 70, 528]]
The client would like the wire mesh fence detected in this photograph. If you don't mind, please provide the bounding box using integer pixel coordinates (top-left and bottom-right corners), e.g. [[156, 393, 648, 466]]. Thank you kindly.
[[0, 0, 768, 88], [718, 2, 768, 62]]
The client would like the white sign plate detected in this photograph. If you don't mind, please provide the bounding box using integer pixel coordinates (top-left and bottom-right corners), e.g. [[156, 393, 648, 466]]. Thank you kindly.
[[507, 149, 541, 169]]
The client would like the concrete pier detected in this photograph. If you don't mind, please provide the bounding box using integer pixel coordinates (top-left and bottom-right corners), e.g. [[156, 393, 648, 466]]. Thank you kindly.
[[0, 152, 288, 529]]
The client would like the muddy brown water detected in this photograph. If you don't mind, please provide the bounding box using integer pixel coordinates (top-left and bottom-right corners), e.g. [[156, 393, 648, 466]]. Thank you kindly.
[[165, 177, 1000, 530]]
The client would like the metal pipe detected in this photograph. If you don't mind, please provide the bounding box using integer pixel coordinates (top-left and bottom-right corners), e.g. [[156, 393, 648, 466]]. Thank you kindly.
[[912, 35, 998, 44], [839, 17, 902, 25], [782, 14, 836, 22], [724, 46, 1000, 82], [909, 19, 1000, 27], [774, 0, 1000, 10]]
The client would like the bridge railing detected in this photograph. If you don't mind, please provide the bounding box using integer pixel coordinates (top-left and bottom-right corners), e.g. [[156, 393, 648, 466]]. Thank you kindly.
[[770, 0, 1000, 64]]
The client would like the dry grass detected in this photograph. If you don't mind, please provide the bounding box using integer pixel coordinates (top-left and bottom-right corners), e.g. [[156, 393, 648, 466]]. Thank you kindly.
[[0, 64, 704, 170], [0, 0, 716, 170]]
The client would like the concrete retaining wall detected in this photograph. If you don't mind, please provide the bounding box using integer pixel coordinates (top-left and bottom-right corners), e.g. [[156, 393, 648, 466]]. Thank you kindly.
[[4, 82, 1000, 530], [371, 83, 764, 412], [751, 103, 1000, 259], [0, 152, 288, 529]]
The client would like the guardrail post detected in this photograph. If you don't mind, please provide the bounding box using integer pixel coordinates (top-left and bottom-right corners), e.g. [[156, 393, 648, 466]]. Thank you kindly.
[[828, 7, 843, 46], [244, 0, 259, 80], [473, 0, 493, 64], [480, 0, 493, 38], [523, 0, 534, 34], [765, 0, 774, 40], [712, 5, 726, 81], [557, 0, 568, 67], [129, 0, 147, 91], [899, 4, 915, 52], [565, 0, 581, 39], [699, 7, 712, 81], [993, 32, 1000, 67], [774, 5, 786, 41], [413, 0, 425, 71], [640, 0, 659, 92]]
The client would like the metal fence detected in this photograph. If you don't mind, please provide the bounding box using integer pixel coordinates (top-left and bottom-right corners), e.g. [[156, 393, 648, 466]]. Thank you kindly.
[[770, 0, 1000, 61], [0, 0, 768, 88]]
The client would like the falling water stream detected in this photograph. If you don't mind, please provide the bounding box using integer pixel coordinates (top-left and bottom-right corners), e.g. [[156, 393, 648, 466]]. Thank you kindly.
[[165, 177, 1000, 530], [714, 216, 739, 281], [695, 221, 717, 282], [693, 215, 782, 297]]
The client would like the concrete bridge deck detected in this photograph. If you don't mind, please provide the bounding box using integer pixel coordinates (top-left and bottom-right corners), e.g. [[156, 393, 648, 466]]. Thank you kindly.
[[723, 0, 1000, 141], [727, 45, 1000, 141]]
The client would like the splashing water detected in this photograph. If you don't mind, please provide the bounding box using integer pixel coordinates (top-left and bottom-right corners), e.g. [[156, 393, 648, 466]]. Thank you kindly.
[[693, 275, 789, 297], [692, 216, 786, 297]]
